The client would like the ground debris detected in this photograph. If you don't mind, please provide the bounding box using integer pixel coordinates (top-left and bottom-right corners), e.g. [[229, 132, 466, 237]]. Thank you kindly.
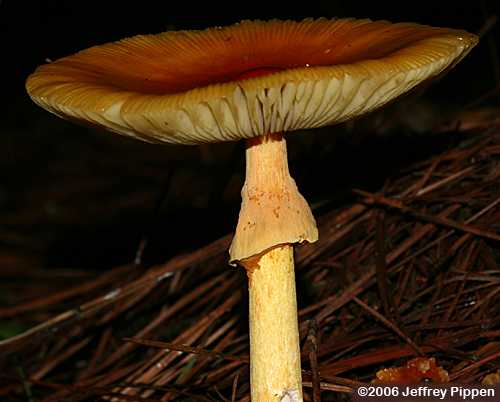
[[1, 121, 499, 401]]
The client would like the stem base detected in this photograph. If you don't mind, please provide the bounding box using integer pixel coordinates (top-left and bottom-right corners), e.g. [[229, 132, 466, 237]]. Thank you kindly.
[[247, 245, 303, 402]]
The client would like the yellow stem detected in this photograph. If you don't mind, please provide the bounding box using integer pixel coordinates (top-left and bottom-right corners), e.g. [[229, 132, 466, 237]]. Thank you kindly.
[[231, 133, 317, 401], [246, 245, 303, 402]]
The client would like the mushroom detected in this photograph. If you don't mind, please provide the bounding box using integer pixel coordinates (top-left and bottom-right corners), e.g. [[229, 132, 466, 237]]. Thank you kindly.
[[26, 18, 477, 401]]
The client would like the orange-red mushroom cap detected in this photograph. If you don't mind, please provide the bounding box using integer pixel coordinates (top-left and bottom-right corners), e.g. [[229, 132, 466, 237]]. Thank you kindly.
[[26, 18, 477, 145]]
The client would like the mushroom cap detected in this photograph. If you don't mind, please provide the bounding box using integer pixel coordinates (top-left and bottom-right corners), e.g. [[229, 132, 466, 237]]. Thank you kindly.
[[26, 18, 477, 145]]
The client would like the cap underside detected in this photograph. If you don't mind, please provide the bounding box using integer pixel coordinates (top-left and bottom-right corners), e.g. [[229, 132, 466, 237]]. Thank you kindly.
[[26, 18, 477, 145]]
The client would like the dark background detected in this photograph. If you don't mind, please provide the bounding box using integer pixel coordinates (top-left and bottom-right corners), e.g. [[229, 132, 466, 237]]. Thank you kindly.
[[0, 1, 498, 274]]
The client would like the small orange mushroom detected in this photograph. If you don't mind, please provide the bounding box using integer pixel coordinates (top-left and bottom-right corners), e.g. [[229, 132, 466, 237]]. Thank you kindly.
[[482, 370, 500, 385], [375, 357, 449, 384]]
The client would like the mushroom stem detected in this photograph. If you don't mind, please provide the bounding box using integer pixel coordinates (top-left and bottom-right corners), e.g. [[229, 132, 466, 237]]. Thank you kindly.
[[229, 133, 318, 263], [245, 245, 302, 402], [232, 133, 317, 402]]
